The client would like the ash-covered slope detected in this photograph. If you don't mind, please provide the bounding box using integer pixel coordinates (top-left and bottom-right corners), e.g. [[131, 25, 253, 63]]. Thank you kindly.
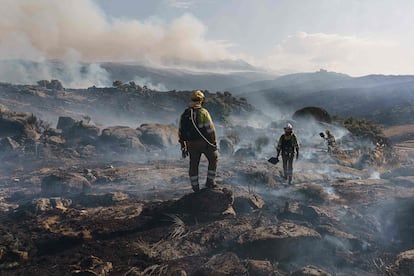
[[1, 77, 414, 275], [0, 102, 414, 275]]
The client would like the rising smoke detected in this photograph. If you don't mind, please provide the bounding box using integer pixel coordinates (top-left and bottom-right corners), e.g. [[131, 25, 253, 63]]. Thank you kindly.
[[0, 0, 234, 88]]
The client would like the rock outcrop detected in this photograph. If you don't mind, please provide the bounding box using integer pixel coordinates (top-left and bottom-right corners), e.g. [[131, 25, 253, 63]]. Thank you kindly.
[[138, 123, 179, 149], [41, 172, 92, 196]]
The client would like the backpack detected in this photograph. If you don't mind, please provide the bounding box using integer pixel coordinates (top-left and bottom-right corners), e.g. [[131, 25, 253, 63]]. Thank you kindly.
[[179, 108, 201, 141], [281, 134, 296, 153]]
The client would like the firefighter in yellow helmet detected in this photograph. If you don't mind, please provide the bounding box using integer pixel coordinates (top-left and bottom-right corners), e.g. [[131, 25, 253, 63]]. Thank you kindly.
[[178, 90, 218, 192], [276, 123, 299, 185]]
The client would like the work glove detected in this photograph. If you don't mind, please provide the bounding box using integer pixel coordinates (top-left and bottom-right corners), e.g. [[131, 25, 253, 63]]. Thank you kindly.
[[181, 147, 188, 159]]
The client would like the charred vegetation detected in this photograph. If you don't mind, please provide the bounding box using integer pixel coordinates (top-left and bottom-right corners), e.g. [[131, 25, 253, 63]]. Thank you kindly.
[[0, 80, 413, 275]]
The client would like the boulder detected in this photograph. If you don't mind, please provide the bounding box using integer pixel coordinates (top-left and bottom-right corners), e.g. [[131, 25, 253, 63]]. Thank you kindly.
[[100, 126, 145, 152], [171, 187, 234, 217], [47, 135, 65, 146], [244, 259, 275, 276], [292, 265, 331, 276], [293, 106, 332, 123], [280, 202, 333, 223], [0, 117, 25, 138], [0, 110, 42, 140], [394, 249, 414, 276], [219, 138, 234, 155], [316, 225, 364, 251], [20, 197, 73, 213], [62, 121, 100, 145], [0, 137, 20, 151], [234, 147, 256, 158], [297, 183, 332, 203], [233, 194, 264, 213], [41, 172, 92, 196], [138, 123, 179, 148], [56, 116, 76, 131]]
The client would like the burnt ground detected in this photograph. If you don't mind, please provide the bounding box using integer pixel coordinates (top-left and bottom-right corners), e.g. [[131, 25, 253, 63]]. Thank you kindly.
[[0, 84, 414, 275], [0, 141, 414, 275]]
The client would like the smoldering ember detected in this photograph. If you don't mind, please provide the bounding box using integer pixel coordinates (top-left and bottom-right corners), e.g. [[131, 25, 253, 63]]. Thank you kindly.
[[1, 76, 414, 276]]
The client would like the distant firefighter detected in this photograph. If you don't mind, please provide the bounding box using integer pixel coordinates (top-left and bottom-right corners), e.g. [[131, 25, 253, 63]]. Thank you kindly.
[[276, 123, 300, 185], [320, 129, 336, 153]]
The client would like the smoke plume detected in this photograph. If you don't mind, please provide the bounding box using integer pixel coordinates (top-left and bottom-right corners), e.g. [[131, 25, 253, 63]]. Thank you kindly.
[[0, 0, 233, 63], [0, 0, 234, 87]]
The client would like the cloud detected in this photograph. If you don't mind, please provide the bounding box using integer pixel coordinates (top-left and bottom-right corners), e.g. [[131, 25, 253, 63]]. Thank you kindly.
[[0, 0, 234, 64], [261, 32, 414, 76]]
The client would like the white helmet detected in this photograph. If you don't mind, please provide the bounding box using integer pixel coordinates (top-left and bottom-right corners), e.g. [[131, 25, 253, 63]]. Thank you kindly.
[[284, 123, 293, 131]]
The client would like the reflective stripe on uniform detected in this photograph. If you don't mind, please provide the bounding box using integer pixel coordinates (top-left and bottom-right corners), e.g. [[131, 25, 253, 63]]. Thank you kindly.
[[198, 122, 213, 128], [190, 175, 199, 185], [207, 170, 216, 180]]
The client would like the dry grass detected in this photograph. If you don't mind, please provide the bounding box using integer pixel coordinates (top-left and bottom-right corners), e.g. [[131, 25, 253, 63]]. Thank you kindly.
[[133, 239, 160, 259], [142, 264, 169, 276], [165, 214, 188, 240], [373, 257, 397, 276]]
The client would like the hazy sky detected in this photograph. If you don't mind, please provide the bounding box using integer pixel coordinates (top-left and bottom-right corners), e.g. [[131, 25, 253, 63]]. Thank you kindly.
[[1, 0, 414, 76]]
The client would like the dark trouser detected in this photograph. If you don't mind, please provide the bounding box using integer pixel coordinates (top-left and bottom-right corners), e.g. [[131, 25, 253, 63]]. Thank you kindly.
[[187, 139, 218, 188], [282, 152, 294, 183]]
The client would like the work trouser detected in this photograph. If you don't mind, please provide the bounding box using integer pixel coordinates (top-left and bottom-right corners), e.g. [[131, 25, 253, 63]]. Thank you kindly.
[[327, 142, 336, 153], [282, 152, 294, 183], [187, 139, 218, 188]]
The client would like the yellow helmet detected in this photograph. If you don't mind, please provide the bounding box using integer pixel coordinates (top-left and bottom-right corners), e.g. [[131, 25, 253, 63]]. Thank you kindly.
[[190, 90, 205, 102], [325, 129, 331, 135]]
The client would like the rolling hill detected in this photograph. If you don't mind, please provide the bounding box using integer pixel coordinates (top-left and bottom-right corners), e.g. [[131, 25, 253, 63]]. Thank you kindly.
[[232, 70, 414, 126]]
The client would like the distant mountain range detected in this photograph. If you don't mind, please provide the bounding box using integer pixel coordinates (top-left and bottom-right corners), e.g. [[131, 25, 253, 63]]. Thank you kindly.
[[0, 59, 275, 92], [230, 69, 414, 126], [1, 59, 414, 126], [229, 69, 414, 95], [100, 61, 275, 92]]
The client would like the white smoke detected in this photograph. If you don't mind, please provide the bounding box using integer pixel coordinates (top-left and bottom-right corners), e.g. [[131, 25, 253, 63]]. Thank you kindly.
[[132, 76, 168, 91], [0, 60, 111, 88], [0, 0, 235, 87], [0, 0, 233, 63]]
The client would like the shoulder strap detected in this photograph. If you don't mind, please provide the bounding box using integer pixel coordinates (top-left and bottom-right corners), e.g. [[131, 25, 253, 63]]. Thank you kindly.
[[190, 108, 216, 148]]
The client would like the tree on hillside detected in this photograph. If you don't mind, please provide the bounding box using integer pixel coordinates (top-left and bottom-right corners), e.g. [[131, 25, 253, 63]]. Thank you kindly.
[[112, 80, 123, 87]]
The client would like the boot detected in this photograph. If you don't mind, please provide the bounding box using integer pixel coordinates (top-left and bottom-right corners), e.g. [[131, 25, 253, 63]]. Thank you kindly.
[[206, 180, 218, 189], [288, 176, 292, 185], [192, 184, 200, 192]]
